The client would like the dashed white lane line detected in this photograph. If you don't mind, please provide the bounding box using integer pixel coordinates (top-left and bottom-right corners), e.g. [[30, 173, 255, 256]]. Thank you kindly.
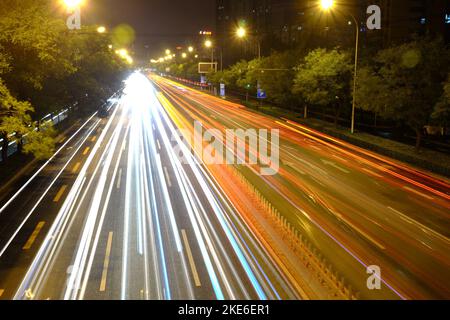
[[403, 186, 434, 200], [116, 168, 122, 189], [156, 139, 161, 151], [163, 166, 172, 187]]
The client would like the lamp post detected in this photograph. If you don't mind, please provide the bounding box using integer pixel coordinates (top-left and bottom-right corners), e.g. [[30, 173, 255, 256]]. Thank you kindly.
[[236, 26, 261, 60], [321, 0, 359, 134]]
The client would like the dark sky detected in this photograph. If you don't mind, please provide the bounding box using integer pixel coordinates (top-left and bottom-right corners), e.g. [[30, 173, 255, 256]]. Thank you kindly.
[[84, 0, 216, 61]]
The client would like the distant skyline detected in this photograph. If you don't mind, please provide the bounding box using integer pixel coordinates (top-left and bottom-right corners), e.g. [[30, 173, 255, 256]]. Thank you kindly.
[[83, 0, 216, 61]]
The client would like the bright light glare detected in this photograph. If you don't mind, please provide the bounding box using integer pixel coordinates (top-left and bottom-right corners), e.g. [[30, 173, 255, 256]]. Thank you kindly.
[[236, 27, 247, 38], [182, 53, 187, 58], [63, 0, 84, 9], [320, 0, 334, 10], [188, 46, 194, 52], [204, 40, 212, 48], [165, 49, 171, 55], [97, 26, 106, 33]]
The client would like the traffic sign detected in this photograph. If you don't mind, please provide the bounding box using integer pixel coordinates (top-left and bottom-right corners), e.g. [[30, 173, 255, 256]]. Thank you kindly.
[[257, 88, 267, 99]]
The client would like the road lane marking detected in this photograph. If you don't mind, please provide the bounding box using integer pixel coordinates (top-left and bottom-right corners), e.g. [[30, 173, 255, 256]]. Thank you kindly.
[[72, 162, 81, 174], [23, 221, 46, 250], [332, 154, 348, 162], [163, 166, 172, 187], [403, 186, 434, 200], [331, 212, 386, 250], [83, 147, 90, 155], [387, 206, 449, 243], [0, 289, 4, 298], [53, 185, 68, 203], [181, 229, 201, 287], [116, 168, 122, 189], [156, 139, 161, 150], [282, 161, 306, 175], [100, 232, 114, 292], [361, 167, 383, 178], [321, 159, 350, 174]]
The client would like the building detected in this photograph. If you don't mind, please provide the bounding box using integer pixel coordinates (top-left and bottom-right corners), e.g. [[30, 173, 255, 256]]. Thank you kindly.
[[216, 0, 449, 66]]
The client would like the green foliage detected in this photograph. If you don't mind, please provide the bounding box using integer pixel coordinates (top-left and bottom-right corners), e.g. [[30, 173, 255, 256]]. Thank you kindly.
[[0, 0, 128, 161], [432, 74, 450, 126], [0, 78, 54, 160], [292, 48, 353, 123], [208, 61, 247, 87], [355, 38, 449, 148], [23, 125, 56, 160], [0, 0, 75, 92]]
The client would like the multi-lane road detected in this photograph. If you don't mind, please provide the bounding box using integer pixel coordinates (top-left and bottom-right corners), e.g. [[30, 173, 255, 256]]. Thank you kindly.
[[0, 72, 449, 300], [0, 73, 299, 300]]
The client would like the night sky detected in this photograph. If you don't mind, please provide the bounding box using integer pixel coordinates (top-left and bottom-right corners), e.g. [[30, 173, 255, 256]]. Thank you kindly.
[[84, 0, 216, 61]]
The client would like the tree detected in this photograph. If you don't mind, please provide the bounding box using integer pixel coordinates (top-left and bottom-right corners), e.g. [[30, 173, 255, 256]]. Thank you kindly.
[[432, 74, 450, 127], [0, 79, 54, 161], [292, 48, 353, 126], [0, 0, 76, 98], [355, 38, 449, 149]]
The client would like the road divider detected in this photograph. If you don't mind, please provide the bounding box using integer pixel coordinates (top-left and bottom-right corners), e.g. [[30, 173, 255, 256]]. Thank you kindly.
[[230, 167, 358, 300]]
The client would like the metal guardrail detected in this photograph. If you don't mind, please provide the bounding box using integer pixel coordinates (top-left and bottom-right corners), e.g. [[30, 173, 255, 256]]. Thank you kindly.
[[0, 89, 123, 163]]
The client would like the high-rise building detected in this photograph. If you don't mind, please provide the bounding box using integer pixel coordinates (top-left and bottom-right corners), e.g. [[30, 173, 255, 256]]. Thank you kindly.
[[216, 0, 449, 66]]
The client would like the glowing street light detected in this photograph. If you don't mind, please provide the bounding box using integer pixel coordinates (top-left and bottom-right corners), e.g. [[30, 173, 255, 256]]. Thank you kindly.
[[182, 52, 187, 58], [204, 40, 212, 48], [320, 0, 334, 10], [236, 27, 247, 38], [97, 26, 106, 33], [159, 57, 165, 63], [63, 0, 84, 9], [188, 46, 194, 53], [165, 49, 171, 55], [116, 48, 128, 57], [320, 0, 359, 134]]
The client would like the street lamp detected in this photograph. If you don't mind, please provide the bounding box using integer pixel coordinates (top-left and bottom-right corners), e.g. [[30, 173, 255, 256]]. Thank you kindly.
[[320, 0, 334, 10], [182, 52, 187, 59], [63, 0, 84, 9], [97, 26, 106, 34], [165, 49, 171, 55], [204, 40, 212, 48], [236, 27, 261, 59], [188, 46, 194, 53], [320, 0, 359, 134], [236, 27, 247, 39]]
